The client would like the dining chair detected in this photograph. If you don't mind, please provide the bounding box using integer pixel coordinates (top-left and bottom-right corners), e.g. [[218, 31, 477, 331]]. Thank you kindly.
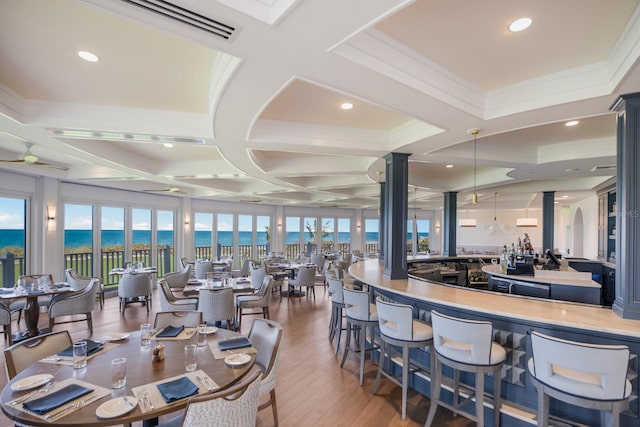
[[163, 264, 192, 290], [4, 330, 72, 379], [118, 272, 152, 315], [264, 261, 287, 296], [195, 260, 214, 280], [198, 287, 236, 331], [528, 330, 632, 427], [153, 310, 203, 329], [248, 318, 283, 425], [425, 310, 506, 427], [236, 275, 274, 331], [231, 258, 255, 278], [48, 278, 99, 334], [157, 368, 262, 427], [287, 265, 316, 299], [310, 253, 326, 273], [158, 279, 198, 312], [0, 304, 12, 346], [249, 264, 267, 288], [65, 268, 105, 310]]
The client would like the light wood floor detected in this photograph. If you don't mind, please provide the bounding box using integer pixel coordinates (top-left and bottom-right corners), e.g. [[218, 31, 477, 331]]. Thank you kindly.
[[1, 287, 472, 427]]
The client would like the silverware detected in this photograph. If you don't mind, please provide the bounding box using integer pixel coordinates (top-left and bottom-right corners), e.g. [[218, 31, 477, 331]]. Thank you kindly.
[[195, 375, 213, 392], [143, 391, 154, 410], [123, 396, 134, 408], [139, 396, 148, 411], [9, 380, 56, 405], [43, 392, 96, 421]]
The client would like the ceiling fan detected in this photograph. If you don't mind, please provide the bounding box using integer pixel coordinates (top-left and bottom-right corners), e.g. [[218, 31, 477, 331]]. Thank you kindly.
[[0, 142, 68, 170]]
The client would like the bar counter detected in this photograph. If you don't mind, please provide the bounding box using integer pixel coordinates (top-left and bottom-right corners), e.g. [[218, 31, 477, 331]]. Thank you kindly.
[[349, 258, 640, 426]]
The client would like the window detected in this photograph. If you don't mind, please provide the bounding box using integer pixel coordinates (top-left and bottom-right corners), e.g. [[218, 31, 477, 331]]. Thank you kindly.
[[217, 213, 233, 259], [157, 210, 174, 274], [321, 217, 334, 253], [364, 218, 379, 253], [0, 196, 26, 286], [238, 214, 253, 260], [194, 212, 213, 260], [101, 206, 124, 286], [337, 218, 351, 254], [64, 203, 93, 276], [132, 208, 151, 267], [416, 219, 430, 252], [285, 216, 300, 259], [256, 215, 270, 257]]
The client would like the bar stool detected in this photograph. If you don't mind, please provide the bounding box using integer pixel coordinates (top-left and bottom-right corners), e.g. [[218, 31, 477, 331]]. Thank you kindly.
[[340, 287, 379, 385], [373, 297, 433, 420], [425, 310, 506, 427], [327, 276, 347, 354], [528, 330, 631, 427]]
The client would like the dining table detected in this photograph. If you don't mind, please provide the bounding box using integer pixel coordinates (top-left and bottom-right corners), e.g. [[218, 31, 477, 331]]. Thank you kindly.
[[181, 277, 258, 297], [0, 283, 72, 342], [0, 328, 256, 426]]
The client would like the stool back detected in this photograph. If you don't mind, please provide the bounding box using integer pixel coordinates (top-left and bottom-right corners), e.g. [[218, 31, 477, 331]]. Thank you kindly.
[[375, 297, 414, 341], [327, 276, 344, 304], [530, 331, 630, 400], [343, 287, 374, 321], [431, 310, 494, 365]]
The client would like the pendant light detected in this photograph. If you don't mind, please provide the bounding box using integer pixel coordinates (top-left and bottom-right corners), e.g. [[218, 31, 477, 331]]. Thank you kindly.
[[459, 210, 477, 227], [468, 128, 479, 204]]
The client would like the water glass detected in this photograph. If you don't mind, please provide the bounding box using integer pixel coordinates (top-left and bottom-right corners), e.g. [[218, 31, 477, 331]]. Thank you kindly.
[[184, 344, 197, 372], [111, 357, 127, 389], [140, 323, 152, 346], [73, 341, 87, 369], [197, 324, 207, 347]]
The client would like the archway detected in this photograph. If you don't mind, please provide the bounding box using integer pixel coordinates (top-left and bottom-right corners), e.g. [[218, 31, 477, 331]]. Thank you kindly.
[[572, 207, 584, 257]]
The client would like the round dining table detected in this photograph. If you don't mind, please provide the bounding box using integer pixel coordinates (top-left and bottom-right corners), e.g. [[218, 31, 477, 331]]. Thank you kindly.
[[0, 328, 256, 426]]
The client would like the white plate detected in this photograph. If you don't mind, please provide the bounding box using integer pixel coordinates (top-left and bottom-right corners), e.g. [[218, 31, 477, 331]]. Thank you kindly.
[[11, 374, 53, 391], [202, 326, 218, 334], [103, 332, 130, 341], [224, 353, 251, 367], [96, 396, 137, 419]]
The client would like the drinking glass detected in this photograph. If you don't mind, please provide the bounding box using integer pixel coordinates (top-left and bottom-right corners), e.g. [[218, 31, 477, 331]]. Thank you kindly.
[[140, 323, 152, 346], [197, 324, 207, 347], [111, 357, 127, 389], [73, 341, 87, 369], [184, 344, 197, 372]]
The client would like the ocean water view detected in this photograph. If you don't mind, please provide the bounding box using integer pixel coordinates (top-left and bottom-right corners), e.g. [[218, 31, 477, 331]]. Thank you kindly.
[[0, 230, 385, 251]]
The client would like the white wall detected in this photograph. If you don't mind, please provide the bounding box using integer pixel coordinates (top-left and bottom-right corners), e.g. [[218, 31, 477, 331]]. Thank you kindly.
[[559, 195, 599, 259], [456, 210, 543, 253]]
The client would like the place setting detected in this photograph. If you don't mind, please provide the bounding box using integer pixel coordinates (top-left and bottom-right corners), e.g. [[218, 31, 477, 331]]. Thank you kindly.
[[209, 335, 257, 361], [131, 370, 218, 413], [39, 338, 121, 366], [150, 324, 197, 341]]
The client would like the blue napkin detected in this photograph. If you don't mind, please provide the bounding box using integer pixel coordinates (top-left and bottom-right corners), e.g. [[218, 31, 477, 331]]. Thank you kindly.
[[156, 325, 185, 338], [157, 377, 199, 403], [218, 337, 252, 351], [236, 279, 250, 284], [23, 384, 92, 415], [27, 290, 44, 295], [0, 288, 13, 294], [57, 339, 103, 357]]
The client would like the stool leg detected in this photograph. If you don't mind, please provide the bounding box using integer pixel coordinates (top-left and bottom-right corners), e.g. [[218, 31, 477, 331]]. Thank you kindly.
[[372, 341, 386, 394], [328, 303, 336, 339], [335, 311, 344, 355], [401, 344, 409, 419], [359, 322, 366, 385], [476, 370, 484, 427], [537, 387, 549, 427], [494, 369, 501, 427], [452, 369, 459, 416], [425, 357, 441, 427], [340, 320, 352, 367]]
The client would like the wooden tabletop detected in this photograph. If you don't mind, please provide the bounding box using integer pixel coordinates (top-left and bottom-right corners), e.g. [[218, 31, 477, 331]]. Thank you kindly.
[[1, 329, 255, 426]]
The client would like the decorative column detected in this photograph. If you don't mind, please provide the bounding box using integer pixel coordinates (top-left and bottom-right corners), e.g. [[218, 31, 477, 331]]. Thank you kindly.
[[611, 92, 640, 320], [383, 153, 410, 279], [442, 192, 457, 257], [378, 180, 386, 265], [542, 191, 555, 253]]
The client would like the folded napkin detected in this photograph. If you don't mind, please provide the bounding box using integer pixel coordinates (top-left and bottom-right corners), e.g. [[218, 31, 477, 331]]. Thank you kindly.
[[27, 290, 44, 295], [57, 339, 103, 357], [218, 337, 252, 351], [236, 279, 250, 284], [0, 288, 13, 294], [157, 377, 199, 403], [156, 325, 185, 338], [50, 284, 69, 289], [23, 384, 92, 415]]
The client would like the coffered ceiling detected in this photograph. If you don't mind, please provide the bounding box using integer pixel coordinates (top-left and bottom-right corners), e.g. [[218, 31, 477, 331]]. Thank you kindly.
[[1, 0, 638, 212]]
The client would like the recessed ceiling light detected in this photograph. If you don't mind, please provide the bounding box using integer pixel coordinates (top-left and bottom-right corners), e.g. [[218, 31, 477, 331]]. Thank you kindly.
[[509, 17, 532, 32], [78, 50, 100, 62], [445, 164, 453, 168], [163, 143, 174, 148], [565, 120, 579, 127], [340, 102, 353, 110], [562, 195, 569, 198]]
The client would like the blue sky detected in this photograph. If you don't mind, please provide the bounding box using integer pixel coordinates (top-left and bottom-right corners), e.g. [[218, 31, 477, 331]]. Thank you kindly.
[[0, 197, 24, 229]]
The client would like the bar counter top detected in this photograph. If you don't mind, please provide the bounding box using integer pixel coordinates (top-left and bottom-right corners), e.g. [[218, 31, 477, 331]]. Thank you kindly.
[[481, 264, 601, 288], [349, 259, 640, 339]]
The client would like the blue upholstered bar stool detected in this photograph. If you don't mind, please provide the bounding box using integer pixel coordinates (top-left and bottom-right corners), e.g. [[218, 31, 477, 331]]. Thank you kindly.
[[425, 310, 506, 427], [373, 297, 433, 420], [528, 331, 631, 427], [340, 287, 379, 385]]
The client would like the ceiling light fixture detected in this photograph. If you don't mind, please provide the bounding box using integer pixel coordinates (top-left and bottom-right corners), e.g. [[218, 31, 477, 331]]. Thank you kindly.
[[460, 211, 477, 228], [509, 17, 532, 32], [565, 120, 579, 127], [516, 209, 538, 227], [468, 128, 479, 204], [78, 50, 100, 62], [445, 164, 453, 168], [163, 143, 174, 148], [340, 102, 353, 110]]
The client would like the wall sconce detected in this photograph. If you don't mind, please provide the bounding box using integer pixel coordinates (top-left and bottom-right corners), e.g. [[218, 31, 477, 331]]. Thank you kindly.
[[46, 205, 56, 232], [277, 223, 282, 228], [356, 223, 361, 229], [184, 215, 190, 227]]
